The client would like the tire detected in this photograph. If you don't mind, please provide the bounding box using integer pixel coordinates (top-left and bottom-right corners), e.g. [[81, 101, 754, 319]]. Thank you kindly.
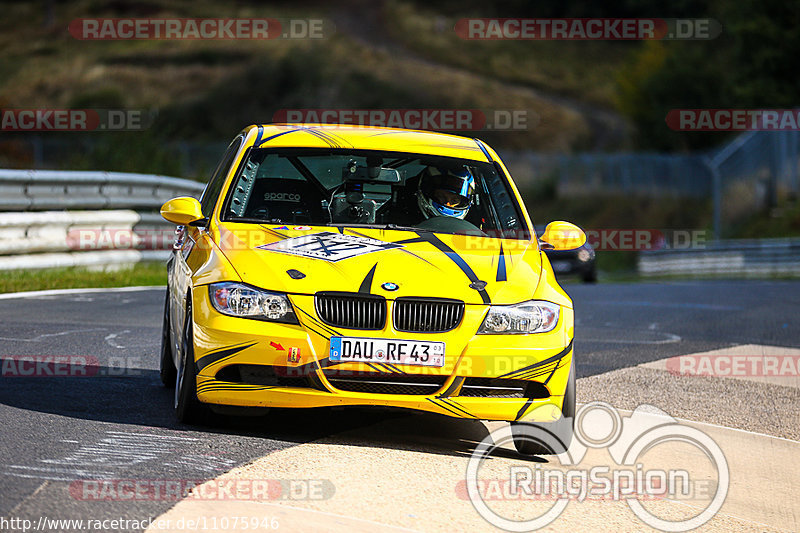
[[174, 299, 208, 424], [582, 266, 598, 283], [511, 363, 575, 455], [159, 290, 177, 387]]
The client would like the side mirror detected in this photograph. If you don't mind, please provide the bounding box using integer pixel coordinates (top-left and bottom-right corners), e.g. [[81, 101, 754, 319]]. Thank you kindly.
[[160, 197, 207, 226], [540, 221, 586, 251]]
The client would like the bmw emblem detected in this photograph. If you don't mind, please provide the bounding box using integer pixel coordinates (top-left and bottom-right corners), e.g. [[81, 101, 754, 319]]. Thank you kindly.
[[381, 282, 399, 291]]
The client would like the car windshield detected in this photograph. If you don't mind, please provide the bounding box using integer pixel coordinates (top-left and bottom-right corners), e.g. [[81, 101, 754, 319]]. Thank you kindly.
[[222, 148, 529, 238]]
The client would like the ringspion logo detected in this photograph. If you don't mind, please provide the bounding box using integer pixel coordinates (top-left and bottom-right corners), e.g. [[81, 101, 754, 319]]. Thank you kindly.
[[465, 402, 729, 531]]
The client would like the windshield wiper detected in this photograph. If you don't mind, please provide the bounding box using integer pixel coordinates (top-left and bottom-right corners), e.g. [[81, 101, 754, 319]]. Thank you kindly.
[[326, 223, 374, 227], [229, 217, 285, 224], [383, 224, 429, 232], [325, 222, 426, 232]]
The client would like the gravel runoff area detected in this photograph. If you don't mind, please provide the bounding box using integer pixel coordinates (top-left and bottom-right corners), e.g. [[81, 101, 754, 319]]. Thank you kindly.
[[578, 349, 800, 441]]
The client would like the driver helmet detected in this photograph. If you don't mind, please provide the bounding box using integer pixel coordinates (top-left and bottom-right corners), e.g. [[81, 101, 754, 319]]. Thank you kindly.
[[416, 166, 476, 220]]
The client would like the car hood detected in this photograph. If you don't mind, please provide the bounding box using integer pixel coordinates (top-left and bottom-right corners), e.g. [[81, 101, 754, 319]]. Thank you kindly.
[[213, 224, 542, 305]]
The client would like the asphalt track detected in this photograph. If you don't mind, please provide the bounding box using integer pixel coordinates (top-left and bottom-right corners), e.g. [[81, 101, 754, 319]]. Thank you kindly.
[[0, 281, 798, 531]]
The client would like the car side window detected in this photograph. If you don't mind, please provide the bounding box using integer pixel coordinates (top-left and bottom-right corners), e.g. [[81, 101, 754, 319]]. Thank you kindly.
[[481, 165, 529, 238], [200, 136, 244, 218], [226, 152, 326, 222]]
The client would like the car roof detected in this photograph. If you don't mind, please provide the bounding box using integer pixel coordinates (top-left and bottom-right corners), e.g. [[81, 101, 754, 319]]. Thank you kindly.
[[245, 124, 492, 162]]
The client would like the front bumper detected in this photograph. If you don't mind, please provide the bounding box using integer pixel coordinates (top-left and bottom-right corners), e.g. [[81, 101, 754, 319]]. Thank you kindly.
[[191, 287, 574, 423]]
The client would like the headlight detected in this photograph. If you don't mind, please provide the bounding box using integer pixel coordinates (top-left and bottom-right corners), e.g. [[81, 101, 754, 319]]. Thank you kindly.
[[577, 249, 591, 262], [477, 300, 560, 334], [209, 282, 299, 324]]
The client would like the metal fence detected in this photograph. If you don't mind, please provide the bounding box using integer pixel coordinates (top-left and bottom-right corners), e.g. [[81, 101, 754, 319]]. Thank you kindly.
[[711, 131, 800, 196], [502, 131, 800, 199], [0, 136, 228, 179]]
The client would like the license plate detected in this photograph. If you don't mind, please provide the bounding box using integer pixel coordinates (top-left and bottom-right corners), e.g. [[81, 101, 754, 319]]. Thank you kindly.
[[329, 337, 445, 367]]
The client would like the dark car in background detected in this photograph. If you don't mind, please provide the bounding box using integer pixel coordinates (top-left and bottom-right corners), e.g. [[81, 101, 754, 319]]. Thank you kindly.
[[537, 226, 597, 283]]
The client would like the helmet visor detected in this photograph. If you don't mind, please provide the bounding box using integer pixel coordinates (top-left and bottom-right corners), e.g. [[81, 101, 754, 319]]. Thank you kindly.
[[431, 187, 471, 209], [426, 171, 474, 209]]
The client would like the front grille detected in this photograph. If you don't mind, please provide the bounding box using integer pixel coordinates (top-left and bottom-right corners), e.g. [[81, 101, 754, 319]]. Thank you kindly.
[[315, 292, 386, 330], [460, 378, 550, 399], [215, 364, 309, 388], [323, 370, 447, 395], [393, 297, 464, 333]]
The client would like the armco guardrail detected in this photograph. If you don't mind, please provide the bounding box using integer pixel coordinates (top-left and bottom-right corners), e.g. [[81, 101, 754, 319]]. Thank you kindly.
[[0, 210, 175, 252], [0, 169, 204, 211], [638, 239, 800, 277], [0, 170, 204, 271]]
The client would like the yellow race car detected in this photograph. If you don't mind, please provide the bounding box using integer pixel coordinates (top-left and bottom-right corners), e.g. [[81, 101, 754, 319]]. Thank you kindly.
[[159, 124, 585, 454]]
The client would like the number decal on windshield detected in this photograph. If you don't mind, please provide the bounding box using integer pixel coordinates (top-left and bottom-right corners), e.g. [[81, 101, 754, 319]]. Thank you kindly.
[[258, 232, 403, 262]]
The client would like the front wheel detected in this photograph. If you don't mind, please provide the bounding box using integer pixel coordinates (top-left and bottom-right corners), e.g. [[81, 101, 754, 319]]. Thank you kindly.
[[511, 363, 575, 455], [174, 300, 208, 424]]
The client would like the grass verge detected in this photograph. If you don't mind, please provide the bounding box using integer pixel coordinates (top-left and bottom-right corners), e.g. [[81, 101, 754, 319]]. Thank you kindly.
[[0, 262, 167, 294]]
